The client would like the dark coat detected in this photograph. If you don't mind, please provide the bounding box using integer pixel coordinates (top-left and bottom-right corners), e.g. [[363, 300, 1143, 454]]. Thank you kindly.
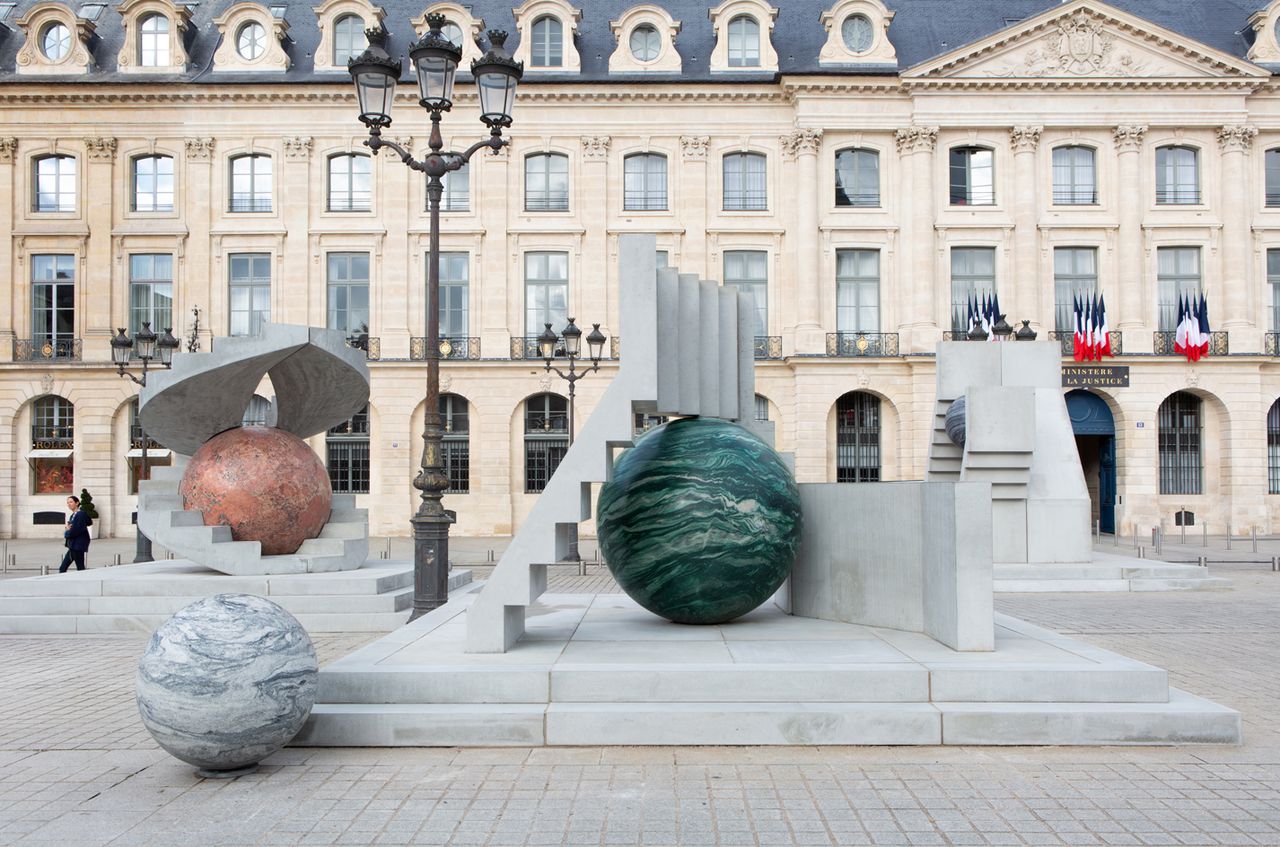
[[64, 509, 91, 553]]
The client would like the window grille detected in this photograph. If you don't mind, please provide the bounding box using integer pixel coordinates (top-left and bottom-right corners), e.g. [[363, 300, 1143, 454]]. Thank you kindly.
[[441, 393, 469, 494], [327, 406, 370, 494], [525, 394, 568, 493], [1158, 392, 1201, 495], [836, 392, 881, 482]]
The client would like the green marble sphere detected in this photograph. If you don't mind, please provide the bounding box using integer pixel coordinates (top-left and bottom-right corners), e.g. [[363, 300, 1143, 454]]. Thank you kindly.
[[597, 417, 803, 625]]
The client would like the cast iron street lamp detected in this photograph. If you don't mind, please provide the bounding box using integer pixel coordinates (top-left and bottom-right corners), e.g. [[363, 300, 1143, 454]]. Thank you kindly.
[[537, 318, 607, 561], [349, 15, 522, 619], [111, 322, 180, 563]]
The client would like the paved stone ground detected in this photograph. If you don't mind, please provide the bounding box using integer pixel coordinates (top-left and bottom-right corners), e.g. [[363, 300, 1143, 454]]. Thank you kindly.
[[1, 559, 1279, 846]]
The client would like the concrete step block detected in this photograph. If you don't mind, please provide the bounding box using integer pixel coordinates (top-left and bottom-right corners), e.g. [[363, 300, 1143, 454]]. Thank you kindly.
[[318, 522, 367, 540], [0, 576, 105, 597], [85, 589, 412, 617], [330, 493, 358, 511], [295, 538, 348, 557], [1129, 577, 1233, 591], [0, 616, 78, 634], [994, 579, 1131, 592], [964, 453, 1032, 469], [0, 597, 91, 615], [150, 465, 186, 483], [929, 666, 1169, 703], [319, 666, 551, 704], [292, 612, 409, 631], [138, 479, 180, 495], [140, 494, 184, 512], [101, 575, 271, 596], [264, 565, 415, 596], [550, 665, 929, 703], [165, 510, 206, 528], [296, 704, 547, 746], [544, 703, 942, 745], [938, 689, 1241, 744], [329, 509, 368, 524]]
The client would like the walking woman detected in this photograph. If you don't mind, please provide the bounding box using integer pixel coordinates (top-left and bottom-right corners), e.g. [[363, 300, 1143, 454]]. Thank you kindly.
[[59, 495, 91, 573]]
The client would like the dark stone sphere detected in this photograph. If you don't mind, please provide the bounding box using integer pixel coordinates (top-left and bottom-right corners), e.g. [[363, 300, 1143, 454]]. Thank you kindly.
[[180, 426, 332, 556], [945, 396, 967, 447], [596, 417, 803, 625]]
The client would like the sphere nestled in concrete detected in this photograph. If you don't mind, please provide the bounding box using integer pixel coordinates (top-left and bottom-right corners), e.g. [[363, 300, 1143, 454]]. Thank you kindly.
[[596, 417, 803, 625], [180, 426, 331, 556], [945, 396, 967, 447], [136, 593, 318, 777]]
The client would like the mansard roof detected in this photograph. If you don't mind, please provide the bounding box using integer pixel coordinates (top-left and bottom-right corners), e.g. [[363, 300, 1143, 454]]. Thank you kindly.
[[0, 0, 1271, 84]]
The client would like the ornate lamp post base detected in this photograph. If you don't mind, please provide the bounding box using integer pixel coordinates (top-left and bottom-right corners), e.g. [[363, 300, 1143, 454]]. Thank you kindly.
[[410, 512, 452, 619]]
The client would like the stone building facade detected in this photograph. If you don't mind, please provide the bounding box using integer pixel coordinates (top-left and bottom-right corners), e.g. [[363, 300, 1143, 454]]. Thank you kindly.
[[4, 0, 1280, 542]]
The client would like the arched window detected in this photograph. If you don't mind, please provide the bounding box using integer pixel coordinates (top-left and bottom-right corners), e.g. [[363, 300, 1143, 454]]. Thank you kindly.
[[333, 14, 365, 65], [531, 15, 563, 67], [139, 13, 169, 66], [33, 154, 76, 212], [31, 396, 74, 494], [754, 393, 769, 422], [623, 153, 667, 211], [327, 405, 370, 494], [1269, 399, 1280, 495], [525, 393, 568, 493], [525, 153, 569, 211], [132, 155, 174, 212], [1052, 145, 1096, 205], [441, 393, 470, 493], [949, 146, 994, 205], [440, 19, 463, 48], [1158, 392, 1201, 495], [328, 153, 372, 212], [835, 148, 878, 207], [1156, 145, 1199, 205], [1267, 149, 1280, 207], [727, 14, 760, 67], [836, 391, 880, 482], [128, 398, 170, 494], [723, 152, 766, 210], [229, 154, 272, 212]]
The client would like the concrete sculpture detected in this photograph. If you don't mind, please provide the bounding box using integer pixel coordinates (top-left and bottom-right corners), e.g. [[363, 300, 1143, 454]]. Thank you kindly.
[[136, 324, 371, 575], [596, 417, 802, 624], [136, 593, 318, 777]]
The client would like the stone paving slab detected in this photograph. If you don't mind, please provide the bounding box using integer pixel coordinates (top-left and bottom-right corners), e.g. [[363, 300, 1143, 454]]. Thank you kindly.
[[0, 562, 1277, 845]]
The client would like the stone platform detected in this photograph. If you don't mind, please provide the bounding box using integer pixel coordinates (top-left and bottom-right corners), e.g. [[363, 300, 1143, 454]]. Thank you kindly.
[[297, 587, 1240, 747], [0, 559, 472, 634], [994, 551, 1231, 592]]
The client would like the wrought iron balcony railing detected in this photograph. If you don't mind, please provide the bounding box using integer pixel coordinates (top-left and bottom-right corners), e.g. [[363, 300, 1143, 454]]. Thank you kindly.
[[345, 335, 381, 361], [1153, 331, 1228, 356], [825, 332, 899, 358], [755, 336, 783, 360], [410, 336, 481, 360], [1046, 331, 1124, 357], [942, 331, 970, 341], [1267, 333, 1280, 356], [511, 336, 566, 360], [13, 337, 81, 361]]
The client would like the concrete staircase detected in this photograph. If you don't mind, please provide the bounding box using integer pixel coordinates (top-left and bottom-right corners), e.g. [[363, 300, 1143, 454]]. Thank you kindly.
[[136, 458, 369, 575], [926, 399, 962, 482]]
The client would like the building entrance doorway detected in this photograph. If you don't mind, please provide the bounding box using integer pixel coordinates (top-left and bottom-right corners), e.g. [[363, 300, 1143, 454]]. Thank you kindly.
[[1066, 390, 1116, 534]]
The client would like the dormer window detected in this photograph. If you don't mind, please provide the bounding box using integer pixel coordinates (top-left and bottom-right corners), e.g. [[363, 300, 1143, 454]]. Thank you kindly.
[[16, 3, 96, 74], [608, 5, 681, 74], [237, 21, 266, 60], [727, 15, 759, 67], [213, 1, 291, 72], [818, 0, 896, 66], [630, 23, 659, 61], [334, 14, 364, 64], [440, 19, 462, 47], [841, 14, 872, 52], [312, 0, 382, 73], [531, 15, 562, 67], [139, 13, 169, 66], [41, 22, 70, 60]]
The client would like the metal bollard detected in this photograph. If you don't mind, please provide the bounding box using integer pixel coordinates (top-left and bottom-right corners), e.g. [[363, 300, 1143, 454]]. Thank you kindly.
[[1113, 527, 1119, 547], [1156, 527, 1163, 557], [1180, 517, 1186, 545], [1199, 555, 1207, 568], [41, 564, 49, 575], [1273, 556, 1279, 572], [1203, 522, 1208, 548], [1227, 523, 1232, 551], [113, 553, 122, 567], [1253, 526, 1258, 554], [1133, 529, 1139, 551], [1, 542, 6, 572], [1095, 519, 1101, 540], [1137, 546, 1145, 559]]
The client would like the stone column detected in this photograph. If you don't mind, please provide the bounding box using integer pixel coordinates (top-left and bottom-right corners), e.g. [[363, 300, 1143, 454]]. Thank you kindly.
[[280, 136, 312, 327], [0, 138, 16, 361], [183, 138, 215, 346], [896, 126, 938, 352], [579, 136, 610, 333], [1010, 126, 1042, 328], [783, 129, 824, 354], [1218, 124, 1258, 348], [83, 137, 116, 359], [1113, 125, 1147, 343], [679, 136, 710, 276]]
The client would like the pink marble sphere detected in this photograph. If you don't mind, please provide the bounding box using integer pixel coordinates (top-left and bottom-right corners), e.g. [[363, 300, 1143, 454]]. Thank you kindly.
[[180, 427, 332, 556]]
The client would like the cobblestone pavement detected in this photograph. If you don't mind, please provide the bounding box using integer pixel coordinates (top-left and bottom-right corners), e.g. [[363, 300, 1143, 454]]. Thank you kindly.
[[1, 562, 1278, 846]]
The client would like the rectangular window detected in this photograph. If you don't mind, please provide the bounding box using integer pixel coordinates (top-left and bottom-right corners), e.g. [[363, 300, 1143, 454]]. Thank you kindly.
[[525, 154, 569, 211], [440, 163, 469, 212], [1156, 146, 1199, 204], [437, 252, 469, 338], [1268, 150, 1280, 208], [835, 149, 879, 207], [949, 147, 994, 205], [1053, 247, 1098, 333], [835, 249, 879, 333], [1156, 247, 1201, 331], [524, 251, 569, 336], [1270, 249, 1280, 332], [656, 250, 669, 268], [727, 16, 760, 67], [31, 255, 75, 346], [950, 247, 995, 332], [327, 411, 369, 494], [229, 253, 271, 337], [128, 254, 174, 337], [441, 396, 469, 494], [229, 155, 272, 213], [1052, 146, 1097, 204], [723, 153, 767, 211], [327, 252, 371, 336], [1269, 402, 1280, 496], [328, 154, 371, 212], [133, 155, 174, 212], [724, 250, 768, 337], [34, 156, 76, 212], [1158, 395, 1201, 496], [623, 154, 668, 211]]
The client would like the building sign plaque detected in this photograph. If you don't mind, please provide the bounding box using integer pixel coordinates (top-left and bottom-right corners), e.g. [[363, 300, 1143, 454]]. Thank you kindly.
[[1062, 365, 1130, 388]]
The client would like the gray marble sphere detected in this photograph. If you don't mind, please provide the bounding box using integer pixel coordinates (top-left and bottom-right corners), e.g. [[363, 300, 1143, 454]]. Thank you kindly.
[[136, 593, 318, 776], [944, 396, 967, 448]]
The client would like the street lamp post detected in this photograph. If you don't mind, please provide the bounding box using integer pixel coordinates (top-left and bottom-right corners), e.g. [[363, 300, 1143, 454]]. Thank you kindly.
[[537, 318, 607, 561], [348, 16, 522, 619], [111, 322, 180, 563]]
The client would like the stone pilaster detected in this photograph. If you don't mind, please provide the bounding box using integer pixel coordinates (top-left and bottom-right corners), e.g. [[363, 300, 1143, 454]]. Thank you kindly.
[[184, 138, 215, 344], [1113, 125, 1147, 345], [679, 136, 710, 276], [1218, 124, 1258, 346], [1010, 126, 1042, 328], [0, 139, 16, 360], [83, 138, 116, 355], [479, 143, 511, 358], [579, 136, 610, 331], [280, 136, 312, 326], [782, 128, 824, 353], [896, 125, 938, 351]]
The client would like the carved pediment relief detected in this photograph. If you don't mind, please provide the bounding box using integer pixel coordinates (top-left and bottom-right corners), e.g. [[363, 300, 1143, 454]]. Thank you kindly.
[[904, 0, 1267, 84]]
